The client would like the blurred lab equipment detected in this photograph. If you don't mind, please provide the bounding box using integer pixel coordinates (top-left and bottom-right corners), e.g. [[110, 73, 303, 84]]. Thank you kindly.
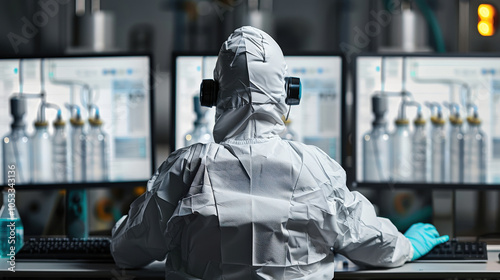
[[66, 188, 89, 238], [0, 190, 24, 257], [72, 0, 116, 52]]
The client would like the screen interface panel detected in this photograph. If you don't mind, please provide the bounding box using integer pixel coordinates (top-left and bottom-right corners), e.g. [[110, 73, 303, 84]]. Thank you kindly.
[[0, 56, 152, 185]]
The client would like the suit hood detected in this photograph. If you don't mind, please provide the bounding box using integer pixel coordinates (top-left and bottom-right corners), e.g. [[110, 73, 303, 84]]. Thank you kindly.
[[213, 26, 288, 143]]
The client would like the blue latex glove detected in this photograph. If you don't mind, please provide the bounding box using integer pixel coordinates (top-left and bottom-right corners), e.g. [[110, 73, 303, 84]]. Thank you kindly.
[[404, 223, 449, 260]]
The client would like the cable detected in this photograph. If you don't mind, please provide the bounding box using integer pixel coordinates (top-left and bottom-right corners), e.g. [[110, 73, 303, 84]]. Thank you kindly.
[[285, 105, 292, 121], [402, 57, 407, 92], [410, 61, 471, 108], [40, 59, 45, 93], [48, 59, 96, 112], [415, 0, 446, 53], [373, 59, 389, 183], [19, 59, 23, 94], [381, 57, 386, 93]]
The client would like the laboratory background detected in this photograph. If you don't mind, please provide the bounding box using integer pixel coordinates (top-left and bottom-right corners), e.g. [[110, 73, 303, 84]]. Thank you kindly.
[[1, 0, 500, 269]]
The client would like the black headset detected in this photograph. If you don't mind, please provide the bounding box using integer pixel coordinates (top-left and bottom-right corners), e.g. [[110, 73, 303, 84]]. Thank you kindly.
[[200, 77, 302, 107]]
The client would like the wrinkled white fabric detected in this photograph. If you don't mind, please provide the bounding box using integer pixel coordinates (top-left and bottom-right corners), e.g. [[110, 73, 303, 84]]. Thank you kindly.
[[111, 26, 413, 279]]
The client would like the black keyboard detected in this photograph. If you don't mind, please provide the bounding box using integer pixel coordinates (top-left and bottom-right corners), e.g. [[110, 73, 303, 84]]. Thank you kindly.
[[417, 240, 488, 262], [16, 237, 114, 262]]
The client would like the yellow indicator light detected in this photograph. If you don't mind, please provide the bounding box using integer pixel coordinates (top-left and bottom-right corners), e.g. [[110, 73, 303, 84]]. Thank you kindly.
[[478, 21, 494, 36], [479, 4, 493, 19], [478, 4, 496, 36]]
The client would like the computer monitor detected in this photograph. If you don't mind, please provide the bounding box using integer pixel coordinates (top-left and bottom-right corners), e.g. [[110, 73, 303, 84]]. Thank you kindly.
[[0, 54, 155, 188], [353, 54, 500, 189], [172, 53, 345, 162]]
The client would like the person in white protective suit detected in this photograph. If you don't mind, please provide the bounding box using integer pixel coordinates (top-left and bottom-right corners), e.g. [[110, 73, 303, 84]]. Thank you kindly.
[[111, 26, 449, 279]]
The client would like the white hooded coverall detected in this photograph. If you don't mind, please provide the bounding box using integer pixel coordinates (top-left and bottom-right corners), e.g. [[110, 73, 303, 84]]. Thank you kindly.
[[111, 26, 413, 279]]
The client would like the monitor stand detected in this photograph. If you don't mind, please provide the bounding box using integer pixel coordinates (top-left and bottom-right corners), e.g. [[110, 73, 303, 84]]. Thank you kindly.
[[432, 190, 455, 238]]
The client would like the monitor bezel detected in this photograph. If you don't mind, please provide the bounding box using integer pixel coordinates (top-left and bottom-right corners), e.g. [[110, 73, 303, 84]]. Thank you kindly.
[[0, 52, 156, 190], [350, 52, 500, 190], [171, 52, 347, 167]]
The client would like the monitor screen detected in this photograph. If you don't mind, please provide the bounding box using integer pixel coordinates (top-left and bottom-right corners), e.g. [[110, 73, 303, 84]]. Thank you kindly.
[[354, 55, 500, 187], [0, 55, 154, 186], [173, 54, 344, 162]]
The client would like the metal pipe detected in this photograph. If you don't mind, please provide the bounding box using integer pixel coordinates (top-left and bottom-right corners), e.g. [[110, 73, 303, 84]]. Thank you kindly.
[[458, 0, 470, 52], [19, 59, 23, 95], [410, 61, 472, 108]]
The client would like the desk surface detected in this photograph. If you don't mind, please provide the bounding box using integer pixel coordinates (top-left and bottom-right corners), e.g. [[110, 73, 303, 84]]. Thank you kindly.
[[2, 250, 500, 279], [335, 250, 500, 279]]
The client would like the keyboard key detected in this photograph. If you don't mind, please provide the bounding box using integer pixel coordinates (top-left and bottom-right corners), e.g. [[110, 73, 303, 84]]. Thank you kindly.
[[471, 243, 477, 254], [464, 243, 470, 254], [419, 241, 487, 262], [478, 245, 484, 254]]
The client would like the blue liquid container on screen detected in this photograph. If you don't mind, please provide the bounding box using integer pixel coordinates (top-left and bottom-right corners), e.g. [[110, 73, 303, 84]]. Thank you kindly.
[[0, 190, 24, 258]]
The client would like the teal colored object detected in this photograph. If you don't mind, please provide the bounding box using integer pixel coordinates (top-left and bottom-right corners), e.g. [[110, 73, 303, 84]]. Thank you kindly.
[[0, 191, 24, 257], [404, 223, 449, 260], [66, 190, 89, 238], [298, 80, 302, 100], [415, 0, 446, 53]]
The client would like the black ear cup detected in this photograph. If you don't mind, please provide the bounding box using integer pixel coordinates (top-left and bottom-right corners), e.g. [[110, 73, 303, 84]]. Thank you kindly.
[[285, 77, 301, 106], [200, 79, 219, 107]]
